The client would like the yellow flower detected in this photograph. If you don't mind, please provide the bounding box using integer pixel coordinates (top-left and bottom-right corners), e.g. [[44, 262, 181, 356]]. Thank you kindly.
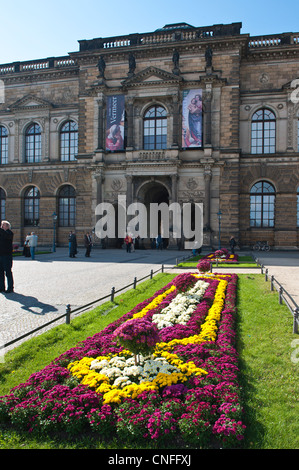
[[131, 286, 176, 320], [66, 278, 228, 404]]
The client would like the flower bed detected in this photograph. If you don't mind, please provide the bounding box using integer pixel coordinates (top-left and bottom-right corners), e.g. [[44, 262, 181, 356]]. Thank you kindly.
[[201, 248, 239, 264], [0, 272, 245, 448]]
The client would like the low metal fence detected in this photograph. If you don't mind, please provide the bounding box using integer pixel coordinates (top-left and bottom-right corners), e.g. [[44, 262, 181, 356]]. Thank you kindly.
[[1, 252, 193, 351], [255, 257, 299, 334]]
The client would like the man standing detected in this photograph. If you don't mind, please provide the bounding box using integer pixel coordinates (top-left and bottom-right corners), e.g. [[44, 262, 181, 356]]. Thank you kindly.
[[69, 231, 77, 258], [27, 232, 38, 260], [0, 220, 14, 293], [84, 232, 92, 257]]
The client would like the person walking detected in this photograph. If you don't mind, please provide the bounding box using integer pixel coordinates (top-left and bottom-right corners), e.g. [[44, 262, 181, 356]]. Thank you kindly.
[[125, 234, 132, 253], [229, 236, 237, 254], [27, 232, 38, 260], [156, 234, 162, 250], [84, 232, 92, 257], [0, 220, 14, 293], [69, 231, 77, 258], [68, 231, 73, 257], [23, 233, 31, 257]]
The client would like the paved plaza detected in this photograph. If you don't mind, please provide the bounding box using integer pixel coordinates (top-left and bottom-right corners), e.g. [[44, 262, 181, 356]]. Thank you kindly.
[[0, 247, 190, 349], [1, 247, 298, 351]]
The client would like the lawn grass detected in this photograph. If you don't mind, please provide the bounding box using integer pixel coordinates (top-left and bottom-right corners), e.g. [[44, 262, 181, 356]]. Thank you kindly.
[[177, 255, 257, 268], [236, 274, 299, 449], [0, 272, 298, 449]]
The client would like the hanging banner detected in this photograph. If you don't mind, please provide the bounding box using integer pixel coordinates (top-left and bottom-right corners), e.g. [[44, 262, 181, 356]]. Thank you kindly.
[[182, 89, 203, 148], [106, 95, 125, 151]]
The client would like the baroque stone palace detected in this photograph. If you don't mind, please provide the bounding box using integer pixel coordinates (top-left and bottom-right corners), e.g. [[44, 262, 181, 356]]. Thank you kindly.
[[0, 22, 299, 249]]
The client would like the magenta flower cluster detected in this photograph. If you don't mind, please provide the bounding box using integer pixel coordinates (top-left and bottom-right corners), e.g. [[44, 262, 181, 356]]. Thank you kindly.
[[201, 248, 239, 263], [113, 317, 160, 356], [197, 259, 211, 273], [0, 273, 246, 448]]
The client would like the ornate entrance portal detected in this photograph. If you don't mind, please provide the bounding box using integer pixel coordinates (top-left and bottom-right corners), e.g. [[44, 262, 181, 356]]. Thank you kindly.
[[136, 180, 171, 248]]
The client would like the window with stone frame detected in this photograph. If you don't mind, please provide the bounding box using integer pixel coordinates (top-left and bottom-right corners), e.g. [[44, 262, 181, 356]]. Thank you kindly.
[[251, 108, 276, 154], [297, 187, 299, 228], [60, 120, 78, 161], [58, 185, 76, 227], [297, 118, 299, 152], [250, 181, 275, 228], [0, 125, 8, 164], [0, 188, 6, 220], [24, 186, 40, 226], [25, 123, 42, 163], [143, 105, 167, 150]]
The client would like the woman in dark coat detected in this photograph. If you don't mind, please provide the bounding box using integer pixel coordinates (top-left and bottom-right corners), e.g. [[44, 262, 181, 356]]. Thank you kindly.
[[69, 231, 77, 258]]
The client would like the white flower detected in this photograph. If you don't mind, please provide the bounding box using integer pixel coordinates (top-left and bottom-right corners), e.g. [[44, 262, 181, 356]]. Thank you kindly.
[[152, 280, 209, 329], [123, 365, 143, 377], [90, 359, 109, 370]]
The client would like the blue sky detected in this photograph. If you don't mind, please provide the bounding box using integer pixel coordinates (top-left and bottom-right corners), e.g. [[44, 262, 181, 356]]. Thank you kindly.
[[1, 0, 299, 63]]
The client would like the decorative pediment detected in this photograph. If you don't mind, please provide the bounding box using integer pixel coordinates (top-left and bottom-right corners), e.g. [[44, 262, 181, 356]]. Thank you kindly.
[[122, 66, 182, 88], [9, 94, 54, 111]]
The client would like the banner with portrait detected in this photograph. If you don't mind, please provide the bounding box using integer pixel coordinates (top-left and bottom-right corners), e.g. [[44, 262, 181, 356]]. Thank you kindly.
[[106, 95, 125, 151], [182, 89, 203, 148]]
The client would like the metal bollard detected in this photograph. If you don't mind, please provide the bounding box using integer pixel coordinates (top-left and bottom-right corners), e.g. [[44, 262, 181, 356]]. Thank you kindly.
[[133, 277, 137, 289], [162, 264, 164, 273], [111, 287, 115, 302], [66, 304, 71, 324], [150, 269, 153, 279], [271, 275, 274, 291], [279, 286, 283, 305], [293, 307, 299, 334], [265, 268, 268, 281]]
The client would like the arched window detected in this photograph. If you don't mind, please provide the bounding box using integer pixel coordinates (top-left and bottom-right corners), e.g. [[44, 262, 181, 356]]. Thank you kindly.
[[0, 126, 8, 164], [0, 188, 6, 220], [250, 181, 275, 227], [60, 120, 78, 161], [24, 186, 40, 226], [25, 123, 41, 162], [143, 105, 167, 150], [58, 185, 76, 227], [251, 108, 276, 154]]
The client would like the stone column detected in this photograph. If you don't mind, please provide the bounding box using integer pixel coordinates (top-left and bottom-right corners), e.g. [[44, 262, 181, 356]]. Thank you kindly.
[[203, 84, 212, 147], [94, 172, 104, 205], [43, 116, 50, 162], [172, 94, 180, 148], [92, 170, 104, 243], [168, 174, 179, 248], [126, 97, 134, 150], [204, 166, 212, 230], [171, 174, 178, 202], [97, 97, 104, 151], [125, 175, 133, 207]]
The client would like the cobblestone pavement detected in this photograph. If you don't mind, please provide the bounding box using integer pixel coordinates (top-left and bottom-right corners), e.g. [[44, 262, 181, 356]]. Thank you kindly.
[[0, 247, 190, 350], [0, 248, 298, 352], [252, 251, 299, 307]]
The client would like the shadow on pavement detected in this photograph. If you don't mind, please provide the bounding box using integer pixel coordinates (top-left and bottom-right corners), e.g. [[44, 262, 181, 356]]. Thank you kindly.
[[2, 292, 58, 315]]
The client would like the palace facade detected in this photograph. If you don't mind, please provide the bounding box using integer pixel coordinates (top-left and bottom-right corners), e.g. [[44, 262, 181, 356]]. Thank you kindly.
[[0, 22, 299, 249]]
